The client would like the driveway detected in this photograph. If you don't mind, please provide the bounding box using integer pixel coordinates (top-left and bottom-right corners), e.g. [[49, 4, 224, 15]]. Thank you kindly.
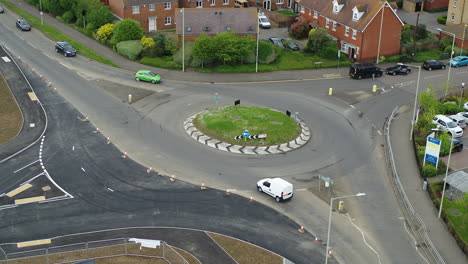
[[396, 9, 446, 33]]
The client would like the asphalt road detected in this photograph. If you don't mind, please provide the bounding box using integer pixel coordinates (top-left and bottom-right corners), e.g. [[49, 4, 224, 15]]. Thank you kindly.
[[1, 7, 468, 264]]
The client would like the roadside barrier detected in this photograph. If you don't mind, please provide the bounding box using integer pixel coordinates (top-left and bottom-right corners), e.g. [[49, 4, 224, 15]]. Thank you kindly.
[[328, 88, 333, 95]]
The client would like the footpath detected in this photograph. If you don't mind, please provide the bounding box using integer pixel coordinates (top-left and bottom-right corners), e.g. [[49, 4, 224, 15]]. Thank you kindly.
[[4, 1, 467, 263]]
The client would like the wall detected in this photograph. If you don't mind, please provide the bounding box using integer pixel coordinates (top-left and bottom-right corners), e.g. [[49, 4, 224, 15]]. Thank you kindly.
[[424, 0, 449, 10], [108, 0, 125, 18], [123, 2, 180, 32]]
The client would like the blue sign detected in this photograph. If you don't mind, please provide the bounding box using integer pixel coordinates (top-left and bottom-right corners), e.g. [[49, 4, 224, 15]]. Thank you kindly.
[[425, 154, 438, 165], [428, 137, 440, 145], [243, 130, 250, 137]]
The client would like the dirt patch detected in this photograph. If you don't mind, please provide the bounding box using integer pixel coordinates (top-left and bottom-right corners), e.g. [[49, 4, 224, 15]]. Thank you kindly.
[[207, 232, 282, 264], [0, 73, 22, 145]]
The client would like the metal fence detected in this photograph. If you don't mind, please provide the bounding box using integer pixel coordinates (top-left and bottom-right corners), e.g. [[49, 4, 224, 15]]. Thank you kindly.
[[385, 107, 445, 264], [0, 238, 188, 264]]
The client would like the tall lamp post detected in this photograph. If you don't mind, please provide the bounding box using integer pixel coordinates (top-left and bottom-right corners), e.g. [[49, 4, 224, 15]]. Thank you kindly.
[[460, 24, 467, 56], [39, 0, 43, 25], [409, 65, 422, 141], [437, 28, 455, 96], [256, 9, 259, 73], [180, 8, 185, 72], [438, 132, 454, 218], [376, 1, 385, 64], [325, 192, 366, 264], [460, 82, 465, 108]]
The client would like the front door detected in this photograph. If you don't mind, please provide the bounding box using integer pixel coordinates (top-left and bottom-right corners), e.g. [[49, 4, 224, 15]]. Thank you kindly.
[[350, 48, 355, 61], [293, 2, 298, 13], [148, 16, 156, 32], [287, 0, 291, 8], [263, 0, 271, 11]]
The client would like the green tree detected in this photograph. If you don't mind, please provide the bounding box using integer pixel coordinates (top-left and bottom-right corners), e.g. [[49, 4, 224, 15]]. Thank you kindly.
[[304, 28, 334, 54], [42, 0, 65, 16], [213, 31, 238, 64], [87, 5, 114, 30], [192, 34, 216, 67], [111, 19, 144, 44], [416, 24, 428, 40], [419, 88, 439, 111]]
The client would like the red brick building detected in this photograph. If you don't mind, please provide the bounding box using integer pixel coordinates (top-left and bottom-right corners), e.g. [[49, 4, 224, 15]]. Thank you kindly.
[[251, 0, 291, 11], [179, 0, 235, 9], [295, 0, 403, 62]]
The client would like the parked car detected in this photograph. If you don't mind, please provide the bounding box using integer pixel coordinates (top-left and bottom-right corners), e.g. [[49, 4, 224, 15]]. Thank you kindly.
[[0, 5, 4, 13], [257, 178, 293, 202], [258, 13, 271, 29], [448, 115, 466, 128], [432, 115, 463, 137], [385, 64, 411, 75], [349, 63, 383, 79], [450, 56, 468, 67], [422, 60, 445, 71], [281, 38, 299, 51], [456, 112, 468, 123], [55, 42, 77, 57], [16, 19, 31, 31], [134, 70, 161, 84], [269, 37, 284, 49], [464, 102, 468, 111], [452, 138, 464, 152]]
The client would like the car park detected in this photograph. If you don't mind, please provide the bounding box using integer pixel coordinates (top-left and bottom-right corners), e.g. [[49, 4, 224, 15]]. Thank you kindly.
[[0, 5, 4, 13], [422, 60, 445, 71], [448, 115, 466, 128], [258, 13, 271, 29], [385, 64, 411, 75], [452, 138, 464, 152], [432, 115, 463, 137], [257, 178, 293, 202], [16, 19, 31, 31], [456, 112, 468, 123], [269, 37, 284, 49], [281, 38, 299, 51], [135, 70, 161, 84], [450, 56, 468, 67], [55, 42, 77, 57], [349, 63, 383, 79]]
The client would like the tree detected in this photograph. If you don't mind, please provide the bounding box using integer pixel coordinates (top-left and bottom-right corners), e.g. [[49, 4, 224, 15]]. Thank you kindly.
[[87, 6, 114, 30], [111, 19, 144, 45], [416, 24, 428, 40], [290, 17, 309, 39], [213, 31, 238, 64], [419, 87, 439, 111], [42, 0, 65, 16], [304, 28, 334, 54], [192, 34, 216, 67]]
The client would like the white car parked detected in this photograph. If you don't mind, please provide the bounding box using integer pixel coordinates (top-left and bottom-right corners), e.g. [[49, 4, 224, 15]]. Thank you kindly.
[[432, 115, 463, 137], [257, 178, 293, 202], [456, 112, 468, 123], [449, 115, 466, 128], [464, 101, 468, 111]]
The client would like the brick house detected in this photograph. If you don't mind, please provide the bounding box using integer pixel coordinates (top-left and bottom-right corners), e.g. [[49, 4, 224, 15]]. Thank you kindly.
[[175, 8, 258, 41], [250, 0, 291, 11], [402, 0, 449, 12], [295, 0, 403, 62], [179, 0, 235, 9], [438, 0, 468, 48], [108, 0, 179, 32]]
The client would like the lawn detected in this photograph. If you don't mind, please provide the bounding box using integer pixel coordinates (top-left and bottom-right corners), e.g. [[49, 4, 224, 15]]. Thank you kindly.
[[0, 74, 22, 145], [0, 0, 118, 68], [140, 56, 182, 70], [192, 106, 302, 146]]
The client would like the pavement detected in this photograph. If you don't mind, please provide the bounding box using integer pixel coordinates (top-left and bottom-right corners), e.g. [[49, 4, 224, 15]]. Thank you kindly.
[[1, 1, 467, 263]]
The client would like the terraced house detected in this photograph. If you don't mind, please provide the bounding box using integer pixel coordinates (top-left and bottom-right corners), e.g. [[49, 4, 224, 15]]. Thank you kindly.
[[295, 0, 403, 62]]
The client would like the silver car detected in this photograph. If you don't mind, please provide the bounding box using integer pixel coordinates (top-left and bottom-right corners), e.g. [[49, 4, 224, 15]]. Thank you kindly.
[[449, 115, 466, 128]]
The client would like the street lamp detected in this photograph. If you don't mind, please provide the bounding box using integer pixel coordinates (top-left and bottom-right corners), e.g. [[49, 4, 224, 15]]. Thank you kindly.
[[408, 64, 422, 141], [39, 0, 43, 25], [325, 192, 366, 264], [460, 24, 467, 56], [437, 28, 455, 96], [438, 133, 454, 218], [460, 82, 465, 108], [255, 9, 259, 73], [180, 8, 185, 72], [376, 1, 385, 64]]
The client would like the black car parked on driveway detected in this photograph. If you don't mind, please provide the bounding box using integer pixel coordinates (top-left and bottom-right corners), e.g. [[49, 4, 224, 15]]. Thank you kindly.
[[386, 64, 411, 75], [422, 60, 446, 71], [16, 19, 31, 31], [281, 38, 299, 51], [55, 42, 77, 57]]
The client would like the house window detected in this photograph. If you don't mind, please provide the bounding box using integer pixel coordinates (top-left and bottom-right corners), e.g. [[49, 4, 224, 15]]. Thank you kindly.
[[332, 21, 337, 31], [149, 4, 155, 11], [196, 1, 203, 7], [333, 5, 338, 13], [313, 10, 318, 18], [164, 2, 171, 9], [325, 18, 329, 28], [223, 0, 228, 5], [353, 12, 358, 21], [204, 26, 211, 32], [165, 17, 171, 25], [341, 43, 348, 53], [211, 0, 215, 5], [352, 29, 357, 39], [309, 9, 311, 16], [345, 26, 349, 37], [132, 6, 139, 14], [453, 1, 457, 7], [300, 6, 305, 13], [226, 26, 232, 31], [277, 0, 284, 4], [451, 14, 455, 21]]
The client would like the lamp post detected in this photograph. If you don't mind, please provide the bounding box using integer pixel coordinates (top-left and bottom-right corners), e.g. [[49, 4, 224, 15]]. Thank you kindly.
[[256, 9, 260, 73], [437, 28, 455, 96], [39, 0, 43, 25], [376, 1, 385, 64], [325, 192, 366, 264], [460, 82, 465, 108], [409, 65, 422, 141], [180, 8, 185, 72], [438, 132, 454, 218], [460, 24, 467, 56]]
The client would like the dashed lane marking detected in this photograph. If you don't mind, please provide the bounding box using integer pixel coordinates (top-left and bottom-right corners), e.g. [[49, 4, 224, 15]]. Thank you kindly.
[[81, 167, 86, 172]]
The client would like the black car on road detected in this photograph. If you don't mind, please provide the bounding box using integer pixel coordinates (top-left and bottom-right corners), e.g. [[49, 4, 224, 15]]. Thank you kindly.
[[386, 64, 411, 75], [0, 5, 4, 13], [55, 42, 77, 57], [281, 38, 299, 51], [349, 63, 383, 79], [16, 19, 31, 31], [422, 60, 446, 71]]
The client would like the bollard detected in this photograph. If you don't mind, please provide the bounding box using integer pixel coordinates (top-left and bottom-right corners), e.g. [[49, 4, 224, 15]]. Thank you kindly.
[[128, 94, 132, 103], [328, 88, 333, 95], [372, 85, 377, 93], [338, 200, 345, 212], [423, 180, 428, 191]]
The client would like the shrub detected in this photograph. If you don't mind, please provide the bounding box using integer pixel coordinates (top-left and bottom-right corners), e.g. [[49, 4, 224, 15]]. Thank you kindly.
[[112, 19, 144, 45], [437, 102, 463, 115], [258, 41, 277, 64], [115, 40, 143, 60], [439, 36, 453, 50], [319, 45, 339, 60], [62, 10, 74, 23], [304, 28, 335, 55], [423, 163, 438, 177], [140, 37, 155, 48], [290, 17, 309, 39], [385, 55, 401, 63], [173, 41, 194, 66], [87, 6, 114, 29], [96, 23, 114, 41], [85, 23, 96, 31], [437, 15, 447, 25]]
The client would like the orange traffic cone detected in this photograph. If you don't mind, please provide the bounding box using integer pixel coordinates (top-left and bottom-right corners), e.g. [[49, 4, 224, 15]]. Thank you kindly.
[[36, 100, 40, 104], [170, 175, 176, 182], [249, 196, 254, 202], [122, 152, 128, 158], [93, 128, 100, 133], [47, 82, 52, 87], [314, 237, 319, 243], [328, 249, 333, 257], [52, 88, 58, 93], [106, 137, 111, 144], [147, 167, 153, 173], [201, 183, 207, 190], [298, 226, 305, 233], [226, 189, 231, 195]]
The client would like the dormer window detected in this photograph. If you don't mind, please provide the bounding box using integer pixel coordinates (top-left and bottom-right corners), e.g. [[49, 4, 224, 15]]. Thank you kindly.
[[333, 0, 344, 14], [352, 5, 366, 21]]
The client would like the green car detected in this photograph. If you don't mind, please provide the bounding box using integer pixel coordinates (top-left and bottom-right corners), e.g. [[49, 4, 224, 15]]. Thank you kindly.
[[134, 70, 161, 84]]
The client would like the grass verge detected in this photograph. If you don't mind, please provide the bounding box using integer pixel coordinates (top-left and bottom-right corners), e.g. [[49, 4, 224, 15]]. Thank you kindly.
[[0, 0, 119, 68], [0, 73, 22, 145], [140, 56, 182, 70], [193, 106, 302, 146]]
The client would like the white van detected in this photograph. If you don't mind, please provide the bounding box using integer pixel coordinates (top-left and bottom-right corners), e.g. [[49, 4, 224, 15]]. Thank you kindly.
[[258, 13, 271, 29], [257, 178, 293, 202], [432, 115, 463, 137]]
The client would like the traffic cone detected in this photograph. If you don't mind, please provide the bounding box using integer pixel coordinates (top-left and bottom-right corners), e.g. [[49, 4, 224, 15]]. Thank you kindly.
[[122, 152, 128, 158], [36, 100, 40, 104], [170, 175, 176, 182], [39, 74, 43, 79], [328, 249, 333, 257], [47, 82, 52, 87], [226, 189, 231, 195], [314, 237, 319, 243], [32, 68, 35, 73], [201, 183, 207, 190], [52, 88, 58, 93], [298, 226, 305, 233], [25, 63, 29, 68], [93, 128, 100, 133], [106, 137, 111, 144], [147, 167, 153, 174], [249, 196, 254, 202], [18, 57, 21, 61]]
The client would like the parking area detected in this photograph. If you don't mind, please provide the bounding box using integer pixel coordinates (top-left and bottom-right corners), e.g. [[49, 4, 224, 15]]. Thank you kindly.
[[441, 136, 468, 171]]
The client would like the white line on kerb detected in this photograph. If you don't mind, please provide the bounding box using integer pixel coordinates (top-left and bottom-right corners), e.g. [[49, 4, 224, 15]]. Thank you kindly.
[[107, 188, 114, 192], [81, 167, 86, 172], [13, 159, 40, 173], [377, 130, 382, 136]]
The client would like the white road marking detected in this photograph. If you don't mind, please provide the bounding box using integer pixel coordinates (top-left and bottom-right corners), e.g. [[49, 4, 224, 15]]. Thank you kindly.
[[455, 71, 468, 75], [107, 188, 114, 192], [401, 217, 430, 264], [296, 189, 308, 191], [13, 160, 40, 173], [72, 146, 75, 151], [81, 167, 86, 172], [423, 74, 444, 80], [344, 213, 382, 264], [59, 62, 71, 70], [77, 72, 94, 80], [377, 130, 382, 136], [350, 105, 356, 109]]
